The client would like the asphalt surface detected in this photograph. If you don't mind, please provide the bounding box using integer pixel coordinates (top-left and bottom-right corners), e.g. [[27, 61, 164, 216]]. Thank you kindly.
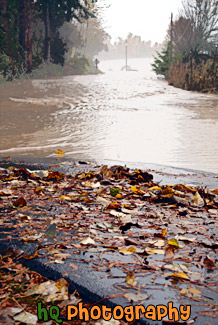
[[0, 157, 218, 325]]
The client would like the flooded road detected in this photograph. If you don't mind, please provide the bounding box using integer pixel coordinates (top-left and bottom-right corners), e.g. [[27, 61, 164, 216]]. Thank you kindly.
[[0, 58, 218, 173]]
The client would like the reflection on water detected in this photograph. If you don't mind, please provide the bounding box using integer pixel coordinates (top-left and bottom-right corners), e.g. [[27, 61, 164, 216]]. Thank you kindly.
[[0, 58, 218, 173]]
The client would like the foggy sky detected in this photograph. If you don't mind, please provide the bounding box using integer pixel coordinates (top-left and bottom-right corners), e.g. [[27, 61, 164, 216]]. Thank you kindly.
[[100, 0, 183, 43]]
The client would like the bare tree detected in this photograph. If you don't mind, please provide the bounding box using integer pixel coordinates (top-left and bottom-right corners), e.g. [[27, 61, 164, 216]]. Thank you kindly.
[[172, 17, 201, 55], [181, 0, 218, 52]]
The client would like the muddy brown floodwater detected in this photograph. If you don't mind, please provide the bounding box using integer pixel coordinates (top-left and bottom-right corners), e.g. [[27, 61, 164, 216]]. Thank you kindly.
[[0, 58, 218, 173]]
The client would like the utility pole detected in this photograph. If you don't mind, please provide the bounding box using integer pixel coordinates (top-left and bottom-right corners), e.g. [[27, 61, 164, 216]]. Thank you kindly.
[[170, 13, 173, 61], [125, 39, 128, 71]]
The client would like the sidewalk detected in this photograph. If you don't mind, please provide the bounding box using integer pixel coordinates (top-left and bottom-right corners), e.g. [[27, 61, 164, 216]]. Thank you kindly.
[[0, 158, 217, 324]]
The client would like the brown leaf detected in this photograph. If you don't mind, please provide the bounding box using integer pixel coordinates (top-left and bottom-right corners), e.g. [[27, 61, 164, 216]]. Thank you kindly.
[[44, 170, 64, 182], [107, 202, 121, 210], [203, 256, 215, 269], [13, 197, 26, 208], [22, 250, 38, 260], [162, 228, 168, 237], [34, 187, 44, 194], [164, 246, 175, 260]]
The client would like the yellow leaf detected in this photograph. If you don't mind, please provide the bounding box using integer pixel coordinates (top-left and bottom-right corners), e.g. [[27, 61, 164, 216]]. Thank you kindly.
[[56, 149, 65, 155], [131, 186, 143, 195], [55, 278, 69, 293], [171, 272, 190, 280], [168, 238, 179, 248], [119, 246, 136, 255], [161, 186, 173, 195], [125, 271, 136, 286], [60, 195, 74, 201], [149, 186, 162, 191]]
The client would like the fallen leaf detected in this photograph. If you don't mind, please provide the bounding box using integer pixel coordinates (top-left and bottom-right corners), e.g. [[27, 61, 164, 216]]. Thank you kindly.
[[164, 246, 174, 261], [107, 202, 121, 210], [131, 186, 143, 195], [203, 256, 215, 269], [55, 278, 69, 293], [153, 239, 165, 247], [119, 246, 136, 255], [96, 196, 110, 205], [175, 235, 196, 242], [191, 192, 204, 207], [170, 272, 190, 280], [34, 187, 44, 194], [22, 250, 38, 260], [149, 186, 162, 191], [14, 311, 37, 324], [110, 210, 128, 218], [54, 259, 65, 264], [60, 195, 74, 201], [13, 197, 26, 208], [56, 149, 65, 155], [145, 248, 165, 255], [181, 286, 201, 298], [125, 270, 136, 286], [162, 228, 168, 237], [22, 233, 43, 242], [25, 281, 57, 296], [110, 188, 121, 197], [168, 238, 179, 248], [124, 292, 150, 302], [80, 237, 95, 245]]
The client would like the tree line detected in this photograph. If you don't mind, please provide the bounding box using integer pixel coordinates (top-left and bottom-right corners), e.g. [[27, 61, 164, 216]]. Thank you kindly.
[[152, 0, 218, 93], [0, 0, 101, 78], [99, 33, 163, 60]]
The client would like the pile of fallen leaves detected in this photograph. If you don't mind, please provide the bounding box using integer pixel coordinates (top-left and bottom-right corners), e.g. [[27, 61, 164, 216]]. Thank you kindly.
[[0, 254, 123, 325], [0, 164, 218, 323], [0, 253, 79, 324]]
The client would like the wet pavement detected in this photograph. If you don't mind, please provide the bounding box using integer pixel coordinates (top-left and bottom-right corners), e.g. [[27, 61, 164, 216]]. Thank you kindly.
[[0, 158, 217, 324]]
